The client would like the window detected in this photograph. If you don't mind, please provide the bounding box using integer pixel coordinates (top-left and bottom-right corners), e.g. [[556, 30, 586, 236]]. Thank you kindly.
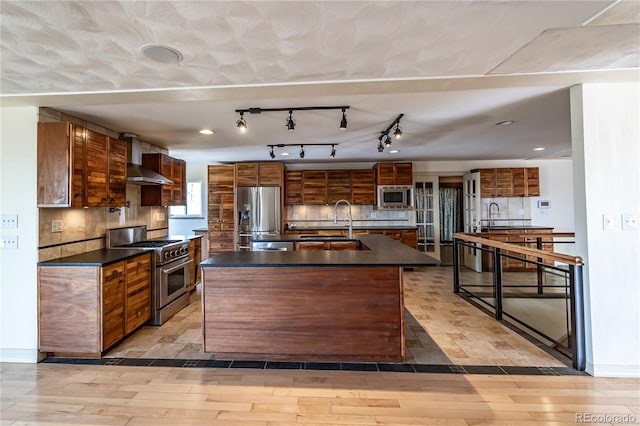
[[169, 182, 203, 218]]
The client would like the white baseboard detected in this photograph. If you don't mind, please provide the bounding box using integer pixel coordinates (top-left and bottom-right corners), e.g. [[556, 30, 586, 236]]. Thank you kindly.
[[0, 348, 43, 363], [587, 362, 640, 378]]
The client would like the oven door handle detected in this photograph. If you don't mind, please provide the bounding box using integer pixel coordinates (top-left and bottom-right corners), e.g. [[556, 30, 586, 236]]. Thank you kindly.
[[161, 259, 193, 275]]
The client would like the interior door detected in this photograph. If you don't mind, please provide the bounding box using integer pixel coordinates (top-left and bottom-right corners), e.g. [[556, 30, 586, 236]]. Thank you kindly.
[[414, 175, 440, 260], [463, 172, 482, 272]]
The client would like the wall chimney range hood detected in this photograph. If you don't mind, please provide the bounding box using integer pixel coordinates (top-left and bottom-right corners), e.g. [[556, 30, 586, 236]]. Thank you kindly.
[[121, 133, 174, 186]]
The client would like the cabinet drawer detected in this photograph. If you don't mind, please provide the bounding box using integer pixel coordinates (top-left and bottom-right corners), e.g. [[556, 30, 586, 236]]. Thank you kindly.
[[103, 261, 124, 280]]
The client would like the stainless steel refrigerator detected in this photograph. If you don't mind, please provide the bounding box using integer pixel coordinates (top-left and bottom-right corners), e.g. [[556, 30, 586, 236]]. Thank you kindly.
[[236, 187, 281, 251]]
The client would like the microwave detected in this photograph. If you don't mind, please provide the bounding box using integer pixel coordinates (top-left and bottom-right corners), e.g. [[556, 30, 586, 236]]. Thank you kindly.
[[376, 185, 414, 210]]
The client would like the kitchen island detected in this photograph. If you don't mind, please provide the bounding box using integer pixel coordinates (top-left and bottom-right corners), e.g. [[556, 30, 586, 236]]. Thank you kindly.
[[200, 234, 438, 362]]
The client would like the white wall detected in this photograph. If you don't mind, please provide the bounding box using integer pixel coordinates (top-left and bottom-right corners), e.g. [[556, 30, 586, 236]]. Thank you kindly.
[[0, 107, 40, 362], [571, 83, 640, 378], [168, 162, 208, 235], [413, 159, 574, 231]]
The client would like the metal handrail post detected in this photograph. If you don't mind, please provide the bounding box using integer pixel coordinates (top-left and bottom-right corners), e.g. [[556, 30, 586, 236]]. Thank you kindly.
[[570, 265, 586, 371], [493, 247, 503, 320], [453, 238, 460, 293], [536, 236, 544, 294]]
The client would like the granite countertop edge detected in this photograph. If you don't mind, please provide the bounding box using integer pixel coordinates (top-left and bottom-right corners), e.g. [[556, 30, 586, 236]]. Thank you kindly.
[[38, 248, 150, 267], [202, 234, 438, 268]]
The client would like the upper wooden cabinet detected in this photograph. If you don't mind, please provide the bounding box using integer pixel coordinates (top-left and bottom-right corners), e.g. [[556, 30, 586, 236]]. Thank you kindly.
[[140, 153, 187, 206], [351, 170, 375, 205], [285, 169, 376, 205], [476, 167, 540, 198], [374, 162, 413, 186], [37, 122, 127, 208], [235, 162, 283, 187]]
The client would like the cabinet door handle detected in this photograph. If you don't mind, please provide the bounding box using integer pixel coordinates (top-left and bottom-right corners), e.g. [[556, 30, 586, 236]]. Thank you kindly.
[[112, 270, 119, 276]]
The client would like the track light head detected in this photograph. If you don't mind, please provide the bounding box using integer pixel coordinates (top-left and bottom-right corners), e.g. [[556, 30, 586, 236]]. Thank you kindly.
[[236, 112, 247, 133], [286, 110, 296, 131], [330, 145, 336, 158], [269, 146, 275, 159], [339, 108, 347, 130], [299, 145, 305, 158], [384, 134, 392, 148], [377, 136, 385, 153], [393, 124, 403, 139]]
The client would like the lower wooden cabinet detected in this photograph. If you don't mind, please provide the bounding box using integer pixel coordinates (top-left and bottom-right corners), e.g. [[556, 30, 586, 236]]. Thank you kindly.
[[481, 229, 554, 272], [188, 237, 202, 291], [38, 252, 152, 357], [286, 229, 417, 250]]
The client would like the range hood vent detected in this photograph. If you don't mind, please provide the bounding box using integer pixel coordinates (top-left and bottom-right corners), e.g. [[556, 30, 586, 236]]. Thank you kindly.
[[121, 133, 174, 186]]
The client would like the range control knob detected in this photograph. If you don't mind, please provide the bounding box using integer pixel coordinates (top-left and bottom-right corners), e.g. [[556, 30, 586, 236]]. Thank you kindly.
[[180, 247, 187, 254], [164, 252, 170, 259]]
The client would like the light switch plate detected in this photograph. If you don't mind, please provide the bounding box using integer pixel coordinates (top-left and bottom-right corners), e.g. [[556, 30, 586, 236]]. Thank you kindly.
[[51, 220, 63, 233], [1, 214, 18, 228], [0, 235, 18, 249], [603, 214, 616, 230], [622, 214, 639, 230]]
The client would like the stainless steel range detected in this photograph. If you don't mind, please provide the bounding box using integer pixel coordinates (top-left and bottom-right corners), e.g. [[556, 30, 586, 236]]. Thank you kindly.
[[107, 226, 192, 325]]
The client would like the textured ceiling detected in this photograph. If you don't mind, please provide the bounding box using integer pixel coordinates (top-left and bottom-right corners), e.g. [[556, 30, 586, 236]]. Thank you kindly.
[[1, 1, 638, 163]]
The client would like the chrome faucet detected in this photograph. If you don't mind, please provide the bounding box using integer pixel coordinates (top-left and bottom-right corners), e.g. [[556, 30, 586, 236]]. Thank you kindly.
[[333, 199, 353, 239], [489, 202, 500, 227]]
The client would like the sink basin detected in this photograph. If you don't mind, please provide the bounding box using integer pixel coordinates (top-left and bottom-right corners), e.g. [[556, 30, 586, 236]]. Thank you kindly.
[[300, 234, 347, 239]]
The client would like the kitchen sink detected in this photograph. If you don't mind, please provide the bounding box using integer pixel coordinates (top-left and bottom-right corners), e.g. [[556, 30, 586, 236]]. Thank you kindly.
[[299, 234, 347, 239]]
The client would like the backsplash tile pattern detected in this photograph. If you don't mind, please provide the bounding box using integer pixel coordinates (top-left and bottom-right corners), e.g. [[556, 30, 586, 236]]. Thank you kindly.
[[286, 205, 416, 229], [480, 197, 533, 227]]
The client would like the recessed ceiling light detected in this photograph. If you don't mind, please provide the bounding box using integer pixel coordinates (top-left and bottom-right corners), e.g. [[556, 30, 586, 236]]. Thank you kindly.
[[495, 120, 515, 126], [141, 44, 183, 64], [281, 152, 290, 156], [199, 129, 214, 135], [389, 149, 399, 154], [533, 147, 545, 151]]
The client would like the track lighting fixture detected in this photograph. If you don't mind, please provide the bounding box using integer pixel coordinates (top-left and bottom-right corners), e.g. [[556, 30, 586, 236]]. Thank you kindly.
[[236, 111, 247, 133], [339, 108, 348, 130], [267, 143, 338, 159], [286, 110, 296, 131], [235, 105, 349, 134], [376, 113, 404, 152], [393, 123, 403, 139]]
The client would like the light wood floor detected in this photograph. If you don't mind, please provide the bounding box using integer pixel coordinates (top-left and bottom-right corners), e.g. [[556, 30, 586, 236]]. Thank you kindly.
[[2, 362, 639, 425], [105, 266, 565, 367]]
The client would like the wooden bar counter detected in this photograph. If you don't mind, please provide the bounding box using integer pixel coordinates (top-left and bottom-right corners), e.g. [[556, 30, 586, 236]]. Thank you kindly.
[[200, 234, 438, 362]]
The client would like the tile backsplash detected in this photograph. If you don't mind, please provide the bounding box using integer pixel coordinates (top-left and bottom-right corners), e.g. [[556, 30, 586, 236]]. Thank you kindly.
[[38, 184, 169, 261], [286, 205, 415, 229], [480, 197, 532, 227]]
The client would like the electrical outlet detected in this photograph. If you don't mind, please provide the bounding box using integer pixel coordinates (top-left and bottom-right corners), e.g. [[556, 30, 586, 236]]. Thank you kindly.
[[1, 214, 18, 228], [622, 214, 639, 230], [399, 211, 406, 218], [603, 214, 616, 230], [370, 212, 377, 219], [156, 213, 166, 221], [0, 235, 18, 249], [51, 220, 63, 233]]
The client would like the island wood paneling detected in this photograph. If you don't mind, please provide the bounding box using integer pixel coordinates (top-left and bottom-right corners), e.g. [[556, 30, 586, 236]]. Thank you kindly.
[[202, 266, 404, 361]]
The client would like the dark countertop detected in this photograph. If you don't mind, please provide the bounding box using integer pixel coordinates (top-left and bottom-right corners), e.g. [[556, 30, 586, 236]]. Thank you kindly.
[[201, 234, 439, 268], [287, 225, 417, 231], [167, 234, 203, 241], [479, 226, 554, 232], [37, 249, 149, 267], [192, 228, 208, 232]]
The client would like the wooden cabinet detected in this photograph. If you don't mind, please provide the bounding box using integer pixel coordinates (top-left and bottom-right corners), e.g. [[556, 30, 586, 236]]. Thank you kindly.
[[188, 237, 202, 291], [351, 170, 375, 205], [140, 153, 187, 206], [208, 165, 235, 255], [294, 240, 360, 251], [37, 122, 127, 207], [285, 170, 303, 204], [327, 170, 351, 204], [235, 162, 283, 187], [285, 169, 376, 205], [481, 228, 553, 272], [124, 254, 152, 335], [477, 167, 540, 198], [302, 171, 328, 205], [38, 252, 151, 356], [374, 162, 413, 186]]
